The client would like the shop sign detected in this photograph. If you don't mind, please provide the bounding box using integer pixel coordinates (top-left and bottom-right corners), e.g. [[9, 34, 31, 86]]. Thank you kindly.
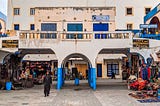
[[133, 39, 149, 48], [92, 15, 110, 22], [2, 40, 18, 48], [140, 24, 158, 29]]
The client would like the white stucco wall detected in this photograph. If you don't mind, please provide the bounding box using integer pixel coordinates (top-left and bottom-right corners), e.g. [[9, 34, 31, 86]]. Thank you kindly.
[[7, 0, 160, 30], [35, 7, 115, 31]]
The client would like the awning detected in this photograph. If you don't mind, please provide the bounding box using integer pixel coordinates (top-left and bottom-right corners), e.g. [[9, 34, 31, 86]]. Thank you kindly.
[[97, 54, 127, 62], [23, 54, 57, 61]]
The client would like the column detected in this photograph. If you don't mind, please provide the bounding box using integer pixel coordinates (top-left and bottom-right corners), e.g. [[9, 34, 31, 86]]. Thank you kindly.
[[90, 68, 93, 88], [57, 67, 62, 90], [92, 68, 96, 90]]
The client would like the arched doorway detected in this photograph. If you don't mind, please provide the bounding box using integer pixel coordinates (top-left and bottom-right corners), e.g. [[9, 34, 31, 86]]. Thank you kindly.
[[149, 16, 160, 34], [2, 48, 57, 88], [129, 52, 145, 78], [57, 53, 96, 90], [96, 48, 130, 79]]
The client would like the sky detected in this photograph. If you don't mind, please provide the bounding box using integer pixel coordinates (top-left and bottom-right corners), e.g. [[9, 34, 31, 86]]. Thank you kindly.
[[0, 0, 7, 15]]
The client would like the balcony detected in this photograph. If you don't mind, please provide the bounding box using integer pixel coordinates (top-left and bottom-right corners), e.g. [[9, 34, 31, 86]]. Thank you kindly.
[[18, 31, 132, 40], [140, 33, 160, 40]]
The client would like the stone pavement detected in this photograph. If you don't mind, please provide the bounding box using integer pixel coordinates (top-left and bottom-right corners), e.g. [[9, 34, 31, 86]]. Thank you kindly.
[[0, 79, 160, 106]]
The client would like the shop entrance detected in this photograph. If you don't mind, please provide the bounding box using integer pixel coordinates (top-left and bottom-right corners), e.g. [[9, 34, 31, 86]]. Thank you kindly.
[[61, 53, 91, 81], [58, 53, 96, 90], [2, 49, 57, 89]]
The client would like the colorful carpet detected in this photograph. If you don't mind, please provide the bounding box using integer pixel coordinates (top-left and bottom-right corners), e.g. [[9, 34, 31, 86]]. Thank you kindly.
[[137, 99, 160, 103]]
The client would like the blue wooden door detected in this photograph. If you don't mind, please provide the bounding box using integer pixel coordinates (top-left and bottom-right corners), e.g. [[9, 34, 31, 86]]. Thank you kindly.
[[97, 64, 102, 77]]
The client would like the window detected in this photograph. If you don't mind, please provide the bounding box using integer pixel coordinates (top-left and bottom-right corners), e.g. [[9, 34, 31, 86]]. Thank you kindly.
[[13, 8, 20, 15], [67, 23, 83, 31], [145, 8, 151, 15], [41, 23, 57, 31], [14, 24, 19, 30], [67, 23, 83, 39], [30, 8, 35, 15], [107, 64, 119, 77], [30, 24, 35, 30], [126, 7, 133, 15], [127, 24, 133, 30]]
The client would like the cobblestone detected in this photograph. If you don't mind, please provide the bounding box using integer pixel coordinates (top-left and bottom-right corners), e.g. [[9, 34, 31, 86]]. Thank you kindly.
[[0, 79, 160, 106]]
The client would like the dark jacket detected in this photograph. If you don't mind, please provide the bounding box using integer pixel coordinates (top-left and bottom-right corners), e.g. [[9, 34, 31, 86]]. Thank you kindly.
[[44, 74, 52, 86]]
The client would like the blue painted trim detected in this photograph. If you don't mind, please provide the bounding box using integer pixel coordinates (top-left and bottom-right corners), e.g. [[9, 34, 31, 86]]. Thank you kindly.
[[140, 34, 160, 40], [92, 68, 96, 90], [144, 3, 160, 23], [57, 68, 62, 90]]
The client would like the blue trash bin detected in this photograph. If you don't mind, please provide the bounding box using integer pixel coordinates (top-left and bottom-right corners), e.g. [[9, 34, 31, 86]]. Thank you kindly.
[[6, 82, 12, 90], [75, 78, 79, 86]]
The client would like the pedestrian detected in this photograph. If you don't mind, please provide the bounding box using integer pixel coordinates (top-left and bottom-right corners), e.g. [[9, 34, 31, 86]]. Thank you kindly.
[[111, 70, 115, 79], [141, 63, 148, 81], [43, 70, 52, 97]]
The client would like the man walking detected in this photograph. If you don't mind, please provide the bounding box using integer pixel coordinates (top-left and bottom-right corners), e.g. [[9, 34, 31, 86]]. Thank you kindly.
[[43, 70, 52, 97]]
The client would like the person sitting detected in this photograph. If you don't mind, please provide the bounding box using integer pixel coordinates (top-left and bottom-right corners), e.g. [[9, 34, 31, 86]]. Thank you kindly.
[[19, 71, 26, 88]]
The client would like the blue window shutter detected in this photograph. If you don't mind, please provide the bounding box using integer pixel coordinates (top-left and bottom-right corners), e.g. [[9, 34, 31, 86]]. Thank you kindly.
[[67, 23, 83, 31], [41, 23, 57, 31], [93, 23, 109, 31]]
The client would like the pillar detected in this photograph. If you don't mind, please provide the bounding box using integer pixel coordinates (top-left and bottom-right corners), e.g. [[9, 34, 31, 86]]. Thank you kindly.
[[57, 67, 62, 90], [90, 68, 93, 88], [88, 68, 91, 87], [92, 68, 96, 90]]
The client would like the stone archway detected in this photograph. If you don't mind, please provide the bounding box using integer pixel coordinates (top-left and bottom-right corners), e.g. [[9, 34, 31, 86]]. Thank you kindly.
[[57, 53, 96, 90], [150, 16, 160, 34]]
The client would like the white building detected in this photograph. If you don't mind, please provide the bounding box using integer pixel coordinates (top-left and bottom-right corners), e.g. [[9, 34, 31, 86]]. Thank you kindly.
[[7, 0, 160, 31], [1, 0, 160, 90]]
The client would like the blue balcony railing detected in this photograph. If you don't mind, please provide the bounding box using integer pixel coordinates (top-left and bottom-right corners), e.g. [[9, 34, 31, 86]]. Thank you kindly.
[[140, 34, 160, 40]]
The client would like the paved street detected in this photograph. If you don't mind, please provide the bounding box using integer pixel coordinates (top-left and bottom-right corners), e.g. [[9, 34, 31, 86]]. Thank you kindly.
[[0, 79, 160, 106]]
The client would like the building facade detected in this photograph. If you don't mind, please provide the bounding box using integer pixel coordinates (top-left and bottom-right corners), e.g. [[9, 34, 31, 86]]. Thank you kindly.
[[7, 0, 160, 31], [2, 0, 160, 90]]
